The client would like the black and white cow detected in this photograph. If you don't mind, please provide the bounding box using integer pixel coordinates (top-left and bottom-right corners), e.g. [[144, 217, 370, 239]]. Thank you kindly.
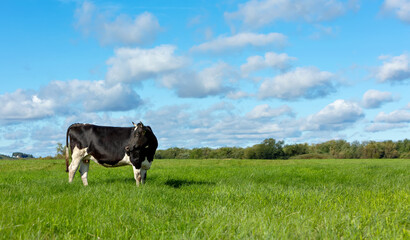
[[65, 122, 158, 186]]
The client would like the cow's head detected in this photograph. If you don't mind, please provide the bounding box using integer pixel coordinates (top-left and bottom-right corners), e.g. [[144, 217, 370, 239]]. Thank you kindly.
[[125, 122, 158, 169]]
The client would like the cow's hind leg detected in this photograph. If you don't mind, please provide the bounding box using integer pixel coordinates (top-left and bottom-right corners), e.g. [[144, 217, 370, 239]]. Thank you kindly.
[[68, 147, 87, 183], [79, 159, 90, 186]]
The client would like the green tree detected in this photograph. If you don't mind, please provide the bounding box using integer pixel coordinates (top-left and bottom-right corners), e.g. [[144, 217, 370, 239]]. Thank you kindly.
[[56, 143, 65, 159], [244, 146, 258, 159], [344, 140, 362, 159], [380, 141, 399, 158], [397, 139, 410, 158], [283, 143, 309, 157], [362, 141, 383, 159], [247, 138, 285, 159], [190, 147, 213, 159]]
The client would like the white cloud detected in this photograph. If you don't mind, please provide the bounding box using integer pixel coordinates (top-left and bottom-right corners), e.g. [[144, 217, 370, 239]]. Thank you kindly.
[[190, 32, 287, 53], [304, 99, 364, 130], [258, 67, 336, 100], [102, 12, 160, 45], [375, 53, 410, 83], [0, 80, 141, 123], [75, 1, 161, 45], [366, 104, 410, 132], [375, 109, 410, 123], [106, 46, 239, 98], [106, 45, 187, 84], [41, 80, 142, 112], [227, 91, 250, 100], [225, 0, 352, 28], [63, 112, 136, 129], [0, 89, 55, 122], [246, 104, 293, 119], [161, 62, 235, 98], [241, 52, 297, 77], [365, 122, 407, 132], [382, 0, 410, 24], [144, 103, 300, 149], [144, 105, 194, 147], [362, 89, 394, 109]]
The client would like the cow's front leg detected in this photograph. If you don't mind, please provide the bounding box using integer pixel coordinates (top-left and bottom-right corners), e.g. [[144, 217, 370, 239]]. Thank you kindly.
[[141, 169, 147, 184], [140, 158, 151, 184], [132, 166, 141, 186]]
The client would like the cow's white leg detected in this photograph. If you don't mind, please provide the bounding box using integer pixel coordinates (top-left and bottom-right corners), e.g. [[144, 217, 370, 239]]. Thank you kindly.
[[68, 147, 86, 183], [79, 159, 90, 186], [132, 166, 141, 186]]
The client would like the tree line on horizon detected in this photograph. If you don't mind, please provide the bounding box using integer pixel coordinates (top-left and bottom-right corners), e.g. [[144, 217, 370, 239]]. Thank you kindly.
[[4, 139, 409, 160], [155, 138, 410, 160]]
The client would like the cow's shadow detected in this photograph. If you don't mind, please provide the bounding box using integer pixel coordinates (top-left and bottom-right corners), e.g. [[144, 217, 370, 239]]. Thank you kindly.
[[91, 176, 214, 188], [164, 179, 215, 189], [96, 177, 135, 185]]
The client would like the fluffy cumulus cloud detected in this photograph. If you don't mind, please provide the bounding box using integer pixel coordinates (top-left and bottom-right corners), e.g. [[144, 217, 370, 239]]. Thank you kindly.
[[304, 99, 364, 131], [366, 106, 410, 132], [40, 80, 141, 112], [382, 0, 410, 23], [0, 80, 141, 124], [0, 90, 55, 123], [362, 89, 394, 109], [190, 32, 287, 53], [258, 67, 336, 100], [104, 44, 241, 99], [241, 52, 297, 77], [375, 53, 410, 83], [75, 1, 161, 45], [225, 0, 353, 28], [160, 62, 235, 98], [374, 109, 410, 123], [106, 45, 187, 84]]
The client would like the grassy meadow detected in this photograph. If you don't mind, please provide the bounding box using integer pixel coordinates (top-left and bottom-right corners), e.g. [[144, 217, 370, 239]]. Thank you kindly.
[[0, 158, 409, 239]]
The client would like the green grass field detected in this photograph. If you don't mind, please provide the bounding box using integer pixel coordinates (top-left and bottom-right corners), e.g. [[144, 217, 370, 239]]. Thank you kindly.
[[0, 158, 409, 239]]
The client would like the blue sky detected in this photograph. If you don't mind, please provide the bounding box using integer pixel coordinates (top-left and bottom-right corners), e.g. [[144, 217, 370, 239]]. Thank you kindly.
[[1, 0, 409, 157]]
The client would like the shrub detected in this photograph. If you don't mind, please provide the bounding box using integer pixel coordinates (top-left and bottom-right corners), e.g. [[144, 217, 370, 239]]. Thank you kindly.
[[290, 153, 332, 159], [399, 152, 410, 159]]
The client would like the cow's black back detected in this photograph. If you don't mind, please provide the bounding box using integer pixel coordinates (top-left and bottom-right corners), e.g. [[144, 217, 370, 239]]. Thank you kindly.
[[67, 124, 133, 165]]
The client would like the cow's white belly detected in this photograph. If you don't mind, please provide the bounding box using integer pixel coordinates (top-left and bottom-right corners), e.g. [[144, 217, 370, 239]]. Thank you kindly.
[[83, 150, 150, 169]]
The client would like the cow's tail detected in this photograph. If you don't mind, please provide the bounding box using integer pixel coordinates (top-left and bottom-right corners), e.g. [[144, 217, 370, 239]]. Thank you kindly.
[[65, 126, 71, 172]]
